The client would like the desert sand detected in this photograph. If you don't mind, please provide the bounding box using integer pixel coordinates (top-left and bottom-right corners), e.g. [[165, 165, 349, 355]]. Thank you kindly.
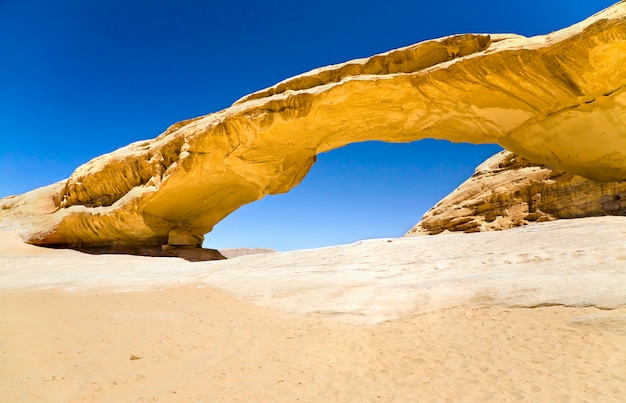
[[1, 217, 625, 401]]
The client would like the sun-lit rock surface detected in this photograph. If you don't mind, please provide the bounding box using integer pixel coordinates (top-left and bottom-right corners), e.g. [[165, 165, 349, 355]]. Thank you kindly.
[[1, 2, 625, 248], [407, 150, 626, 235]]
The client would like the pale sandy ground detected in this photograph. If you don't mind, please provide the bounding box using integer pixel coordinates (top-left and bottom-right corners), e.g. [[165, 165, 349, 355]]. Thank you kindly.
[[1, 217, 625, 402]]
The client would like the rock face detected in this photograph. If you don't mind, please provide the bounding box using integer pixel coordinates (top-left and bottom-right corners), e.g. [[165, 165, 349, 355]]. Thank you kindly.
[[1, 2, 625, 248], [407, 151, 626, 236]]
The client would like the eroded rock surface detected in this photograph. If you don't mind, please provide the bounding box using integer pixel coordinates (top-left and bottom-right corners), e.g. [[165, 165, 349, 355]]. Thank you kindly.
[[1, 2, 625, 247], [407, 151, 626, 236]]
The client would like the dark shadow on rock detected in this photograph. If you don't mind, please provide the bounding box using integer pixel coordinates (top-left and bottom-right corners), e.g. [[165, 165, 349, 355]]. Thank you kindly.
[[55, 245, 227, 262]]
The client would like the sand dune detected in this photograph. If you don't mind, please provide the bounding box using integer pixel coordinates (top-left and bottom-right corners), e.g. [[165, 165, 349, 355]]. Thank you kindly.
[[1, 217, 625, 401]]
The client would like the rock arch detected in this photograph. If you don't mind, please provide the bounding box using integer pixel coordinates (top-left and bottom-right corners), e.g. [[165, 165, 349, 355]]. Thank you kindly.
[[1, 2, 625, 248]]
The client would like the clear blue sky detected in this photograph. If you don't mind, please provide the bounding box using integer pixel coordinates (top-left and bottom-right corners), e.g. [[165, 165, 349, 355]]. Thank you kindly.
[[0, 1, 616, 250]]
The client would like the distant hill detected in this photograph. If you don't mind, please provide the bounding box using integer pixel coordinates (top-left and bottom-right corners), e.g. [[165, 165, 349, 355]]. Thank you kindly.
[[219, 248, 276, 259]]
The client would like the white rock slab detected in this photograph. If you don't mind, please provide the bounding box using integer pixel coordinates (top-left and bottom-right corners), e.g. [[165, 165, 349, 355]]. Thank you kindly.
[[1, 217, 625, 323]]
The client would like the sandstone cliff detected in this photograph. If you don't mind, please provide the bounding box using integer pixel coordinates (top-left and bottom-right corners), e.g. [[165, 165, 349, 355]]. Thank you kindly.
[[1, 2, 625, 248], [407, 151, 626, 236]]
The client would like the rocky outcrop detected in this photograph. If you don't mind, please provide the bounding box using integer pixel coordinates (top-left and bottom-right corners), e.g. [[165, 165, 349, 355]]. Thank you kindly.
[[1, 2, 626, 248], [407, 151, 626, 236], [70, 244, 226, 262]]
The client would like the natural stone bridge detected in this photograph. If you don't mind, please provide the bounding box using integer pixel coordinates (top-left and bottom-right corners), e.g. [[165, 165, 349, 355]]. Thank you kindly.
[[1, 2, 625, 249]]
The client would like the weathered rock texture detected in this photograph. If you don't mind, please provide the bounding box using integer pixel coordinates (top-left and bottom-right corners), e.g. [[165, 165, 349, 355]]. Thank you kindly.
[[407, 151, 626, 236], [1, 2, 625, 247]]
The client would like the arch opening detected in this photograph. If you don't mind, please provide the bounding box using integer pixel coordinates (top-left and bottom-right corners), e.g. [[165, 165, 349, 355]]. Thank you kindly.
[[203, 140, 503, 251]]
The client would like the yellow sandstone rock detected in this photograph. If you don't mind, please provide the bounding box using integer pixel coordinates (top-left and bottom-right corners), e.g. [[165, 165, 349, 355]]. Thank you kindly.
[[406, 151, 626, 236], [1, 2, 625, 247]]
